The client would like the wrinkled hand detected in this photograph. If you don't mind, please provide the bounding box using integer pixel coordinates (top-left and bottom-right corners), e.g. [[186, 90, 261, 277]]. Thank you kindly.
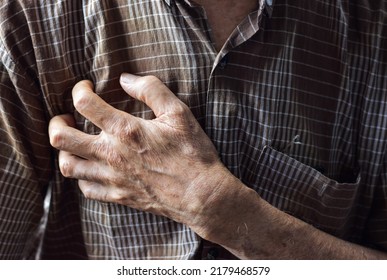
[[48, 73, 230, 234]]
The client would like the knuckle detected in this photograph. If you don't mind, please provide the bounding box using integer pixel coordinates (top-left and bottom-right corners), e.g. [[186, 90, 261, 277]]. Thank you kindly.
[[172, 101, 189, 117], [110, 190, 126, 204], [111, 116, 131, 137], [73, 89, 92, 111], [49, 128, 63, 148], [59, 158, 74, 178], [90, 139, 109, 157], [114, 119, 144, 146], [81, 186, 94, 200], [135, 75, 160, 97], [78, 181, 97, 200], [92, 139, 127, 167], [106, 150, 126, 167], [169, 102, 192, 128]]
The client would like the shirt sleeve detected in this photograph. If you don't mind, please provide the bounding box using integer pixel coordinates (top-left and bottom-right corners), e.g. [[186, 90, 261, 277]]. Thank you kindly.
[[0, 26, 52, 259], [0, 0, 88, 259]]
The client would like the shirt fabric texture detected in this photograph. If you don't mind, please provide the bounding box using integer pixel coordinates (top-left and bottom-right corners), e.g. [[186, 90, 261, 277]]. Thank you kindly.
[[0, 0, 387, 259]]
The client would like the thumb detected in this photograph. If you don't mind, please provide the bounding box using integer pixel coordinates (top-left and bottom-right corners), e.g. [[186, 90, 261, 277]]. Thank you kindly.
[[119, 73, 184, 118]]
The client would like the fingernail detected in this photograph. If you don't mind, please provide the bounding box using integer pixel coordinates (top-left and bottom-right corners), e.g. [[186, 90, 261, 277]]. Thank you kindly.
[[120, 73, 137, 84]]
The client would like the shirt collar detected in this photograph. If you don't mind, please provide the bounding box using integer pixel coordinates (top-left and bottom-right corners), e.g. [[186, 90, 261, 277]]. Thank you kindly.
[[164, 0, 275, 17]]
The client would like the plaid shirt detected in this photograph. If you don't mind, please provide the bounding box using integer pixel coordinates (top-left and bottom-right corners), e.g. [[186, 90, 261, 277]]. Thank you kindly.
[[1, 0, 387, 259]]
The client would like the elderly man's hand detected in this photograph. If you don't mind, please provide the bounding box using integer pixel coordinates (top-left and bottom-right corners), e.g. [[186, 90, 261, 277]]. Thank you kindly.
[[48, 73, 235, 237], [48, 73, 387, 260]]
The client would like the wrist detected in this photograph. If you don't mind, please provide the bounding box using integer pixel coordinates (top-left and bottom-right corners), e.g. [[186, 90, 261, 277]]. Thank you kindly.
[[189, 163, 263, 253]]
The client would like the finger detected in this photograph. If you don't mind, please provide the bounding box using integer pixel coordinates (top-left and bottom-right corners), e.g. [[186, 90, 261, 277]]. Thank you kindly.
[[60, 152, 134, 205], [72, 80, 136, 133], [49, 115, 98, 160], [78, 180, 150, 210], [120, 73, 187, 118], [78, 180, 114, 203], [58, 150, 105, 181], [48, 114, 76, 137]]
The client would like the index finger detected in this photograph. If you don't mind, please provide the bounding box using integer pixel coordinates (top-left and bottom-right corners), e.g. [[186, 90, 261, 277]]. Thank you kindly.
[[119, 73, 188, 118], [72, 80, 134, 133]]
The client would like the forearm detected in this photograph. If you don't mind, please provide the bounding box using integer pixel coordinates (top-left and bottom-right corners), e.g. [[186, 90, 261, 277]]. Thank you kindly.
[[50, 75, 387, 260], [195, 167, 387, 260]]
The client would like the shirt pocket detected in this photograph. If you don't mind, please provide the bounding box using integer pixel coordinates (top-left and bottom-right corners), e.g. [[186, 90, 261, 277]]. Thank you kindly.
[[250, 145, 361, 237]]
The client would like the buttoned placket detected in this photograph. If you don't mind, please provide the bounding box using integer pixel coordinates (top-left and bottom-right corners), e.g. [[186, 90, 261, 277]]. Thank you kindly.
[[165, 0, 273, 70], [163, 0, 275, 260]]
